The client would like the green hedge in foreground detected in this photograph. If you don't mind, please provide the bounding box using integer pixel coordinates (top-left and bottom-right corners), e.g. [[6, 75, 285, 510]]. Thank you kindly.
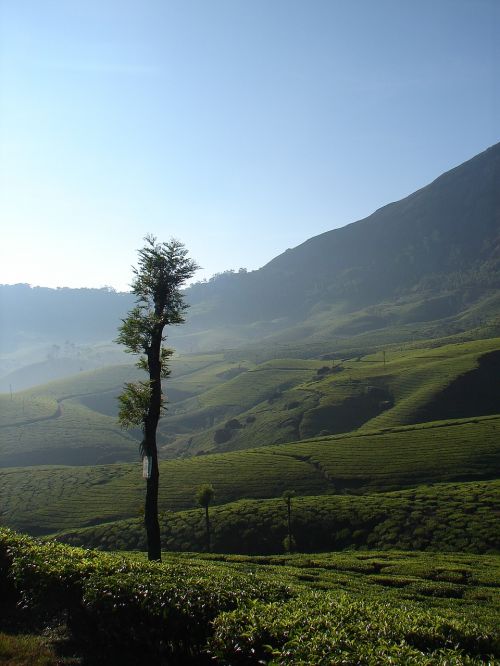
[[0, 528, 289, 664], [1, 529, 498, 665]]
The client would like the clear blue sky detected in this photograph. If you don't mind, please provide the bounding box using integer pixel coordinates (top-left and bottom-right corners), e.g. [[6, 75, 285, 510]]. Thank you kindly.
[[1, 0, 498, 290]]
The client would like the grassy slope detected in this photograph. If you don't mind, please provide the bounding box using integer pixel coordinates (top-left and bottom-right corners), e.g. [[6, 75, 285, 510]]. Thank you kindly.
[[0, 632, 61, 666], [1, 337, 498, 465], [274, 289, 500, 348], [159, 336, 500, 456], [0, 400, 139, 465], [2, 415, 499, 535], [0, 449, 331, 534], [0, 353, 240, 465], [279, 415, 500, 490]]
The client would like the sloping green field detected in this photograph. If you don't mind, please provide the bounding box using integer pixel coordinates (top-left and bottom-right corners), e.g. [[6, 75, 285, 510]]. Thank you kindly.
[[279, 415, 500, 491], [0, 353, 243, 465], [2, 416, 499, 535], [0, 399, 139, 466], [161, 336, 500, 456], [1, 337, 498, 465], [0, 450, 331, 534]]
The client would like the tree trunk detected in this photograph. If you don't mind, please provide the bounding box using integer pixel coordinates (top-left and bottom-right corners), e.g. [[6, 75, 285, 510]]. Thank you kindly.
[[205, 505, 211, 552], [144, 331, 163, 562], [145, 451, 161, 561], [287, 500, 293, 552]]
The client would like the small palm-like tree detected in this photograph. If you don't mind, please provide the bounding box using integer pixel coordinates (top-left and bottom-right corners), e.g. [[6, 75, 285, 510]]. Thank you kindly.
[[196, 484, 215, 552]]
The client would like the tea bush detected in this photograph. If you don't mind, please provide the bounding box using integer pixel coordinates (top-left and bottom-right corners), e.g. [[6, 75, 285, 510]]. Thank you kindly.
[[1, 529, 499, 664], [0, 528, 290, 664], [211, 591, 498, 665]]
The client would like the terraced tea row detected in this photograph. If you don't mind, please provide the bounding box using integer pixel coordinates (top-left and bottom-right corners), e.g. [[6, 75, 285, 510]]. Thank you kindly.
[[0, 399, 139, 466], [1, 450, 331, 533], [279, 415, 500, 491], [0, 353, 244, 465], [56, 479, 500, 555], [2, 416, 498, 535], [1, 337, 499, 465], [170, 337, 500, 455]]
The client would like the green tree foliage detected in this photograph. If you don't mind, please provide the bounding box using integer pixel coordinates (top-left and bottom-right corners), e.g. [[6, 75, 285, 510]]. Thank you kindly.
[[196, 483, 215, 552], [116, 235, 198, 561]]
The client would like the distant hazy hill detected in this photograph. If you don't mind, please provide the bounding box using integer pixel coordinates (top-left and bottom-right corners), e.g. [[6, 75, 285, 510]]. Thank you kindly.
[[2, 143, 499, 379], [0, 286, 133, 388], [0, 285, 133, 352]]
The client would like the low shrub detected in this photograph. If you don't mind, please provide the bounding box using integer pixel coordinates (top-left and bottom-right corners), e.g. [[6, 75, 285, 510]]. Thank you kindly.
[[225, 418, 242, 429], [213, 428, 231, 444], [2, 529, 498, 665]]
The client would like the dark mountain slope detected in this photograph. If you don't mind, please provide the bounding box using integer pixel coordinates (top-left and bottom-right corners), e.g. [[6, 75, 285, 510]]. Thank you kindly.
[[186, 142, 500, 328]]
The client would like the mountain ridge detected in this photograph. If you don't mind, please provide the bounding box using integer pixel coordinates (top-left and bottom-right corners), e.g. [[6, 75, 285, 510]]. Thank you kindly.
[[186, 141, 500, 327], [1, 142, 499, 382]]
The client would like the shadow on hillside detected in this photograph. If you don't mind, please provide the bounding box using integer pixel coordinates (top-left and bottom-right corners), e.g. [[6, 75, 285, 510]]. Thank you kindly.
[[414, 350, 500, 422]]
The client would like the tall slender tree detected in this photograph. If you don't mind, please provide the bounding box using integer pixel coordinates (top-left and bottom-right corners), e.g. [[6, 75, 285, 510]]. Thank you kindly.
[[117, 235, 198, 561]]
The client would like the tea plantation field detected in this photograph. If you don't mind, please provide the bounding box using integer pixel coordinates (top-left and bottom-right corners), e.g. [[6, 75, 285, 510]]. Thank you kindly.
[[57, 479, 500, 555], [1, 529, 498, 664], [2, 416, 499, 537], [177, 337, 500, 455], [1, 337, 499, 464], [0, 353, 235, 465], [2, 337, 499, 665]]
